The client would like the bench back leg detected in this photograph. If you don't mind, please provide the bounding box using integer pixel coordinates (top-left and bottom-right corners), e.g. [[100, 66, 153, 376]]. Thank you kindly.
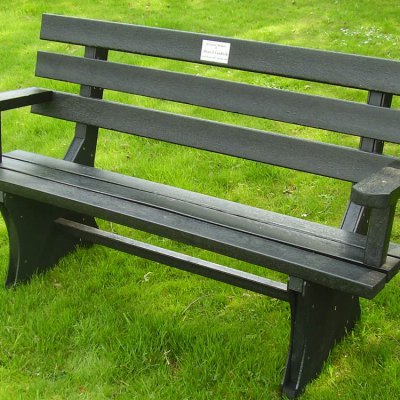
[[281, 278, 361, 398], [0, 194, 95, 286]]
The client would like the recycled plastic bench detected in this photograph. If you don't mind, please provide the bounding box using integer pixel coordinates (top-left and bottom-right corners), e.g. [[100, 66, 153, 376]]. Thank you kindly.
[[1, 14, 400, 398]]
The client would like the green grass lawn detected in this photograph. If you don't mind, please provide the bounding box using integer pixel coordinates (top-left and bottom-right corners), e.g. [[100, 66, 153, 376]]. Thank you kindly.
[[0, 0, 400, 399]]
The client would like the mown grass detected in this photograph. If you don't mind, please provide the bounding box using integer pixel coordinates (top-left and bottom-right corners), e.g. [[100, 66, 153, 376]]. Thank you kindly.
[[0, 1, 399, 399]]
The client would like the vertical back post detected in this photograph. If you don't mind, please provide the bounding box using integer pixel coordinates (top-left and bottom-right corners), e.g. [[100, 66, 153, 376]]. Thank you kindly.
[[341, 91, 393, 234], [64, 46, 108, 166], [0, 113, 2, 163]]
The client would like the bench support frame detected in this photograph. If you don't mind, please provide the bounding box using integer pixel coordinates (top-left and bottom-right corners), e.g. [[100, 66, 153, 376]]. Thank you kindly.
[[1, 193, 362, 399], [64, 46, 108, 166], [0, 194, 93, 286], [281, 278, 361, 398]]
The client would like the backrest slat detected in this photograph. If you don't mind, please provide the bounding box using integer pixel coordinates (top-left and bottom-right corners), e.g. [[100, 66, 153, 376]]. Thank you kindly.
[[40, 14, 400, 94], [31, 92, 397, 183], [36, 52, 400, 144]]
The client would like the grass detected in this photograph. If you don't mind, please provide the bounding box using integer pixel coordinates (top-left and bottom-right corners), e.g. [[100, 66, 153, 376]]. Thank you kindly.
[[0, 0, 400, 399]]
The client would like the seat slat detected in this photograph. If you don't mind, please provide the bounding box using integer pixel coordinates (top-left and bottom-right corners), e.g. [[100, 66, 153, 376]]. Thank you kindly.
[[0, 153, 388, 298], [8, 150, 366, 248], [36, 52, 400, 144], [4, 151, 367, 264], [40, 14, 400, 94], [31, 92, 397, 183]]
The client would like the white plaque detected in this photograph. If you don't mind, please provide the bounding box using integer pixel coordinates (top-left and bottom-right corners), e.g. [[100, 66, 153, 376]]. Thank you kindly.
[[200, 40, 231, 64]]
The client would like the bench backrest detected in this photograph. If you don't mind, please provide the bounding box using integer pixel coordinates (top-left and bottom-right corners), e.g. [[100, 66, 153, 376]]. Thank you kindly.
[[32, 14, 400, 196]]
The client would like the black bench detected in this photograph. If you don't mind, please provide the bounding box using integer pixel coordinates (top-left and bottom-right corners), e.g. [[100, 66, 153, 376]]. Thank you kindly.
[[1, 14, 400, 398]]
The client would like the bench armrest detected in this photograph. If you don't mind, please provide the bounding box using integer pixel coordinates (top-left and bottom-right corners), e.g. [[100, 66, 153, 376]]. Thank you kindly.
[[350, 164, 400, 267], [0, 88, 52, 111], [0, 88, 53, 163], [351, 164, 400, 209]]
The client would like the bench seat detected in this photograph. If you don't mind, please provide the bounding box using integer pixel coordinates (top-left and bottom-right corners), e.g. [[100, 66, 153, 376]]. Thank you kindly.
[[1, 150, 397, 299]]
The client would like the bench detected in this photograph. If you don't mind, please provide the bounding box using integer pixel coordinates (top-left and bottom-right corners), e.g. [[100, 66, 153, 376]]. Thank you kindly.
[[1, 14, 400, 398]]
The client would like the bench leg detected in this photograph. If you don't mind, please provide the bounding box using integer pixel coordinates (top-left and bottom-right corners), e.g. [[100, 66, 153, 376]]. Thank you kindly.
[[281, 278, 361, 398], [0, 193, 95, 287]]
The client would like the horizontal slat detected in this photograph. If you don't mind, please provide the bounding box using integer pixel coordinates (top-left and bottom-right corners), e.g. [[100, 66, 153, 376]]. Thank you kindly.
[[31, 92, 397, 182], [4, 151, 367, 264], [36, 52, 400, 143], [0, 156, 388, 298], [56, 218, 290, 301], [40, 14, 400, 94]]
